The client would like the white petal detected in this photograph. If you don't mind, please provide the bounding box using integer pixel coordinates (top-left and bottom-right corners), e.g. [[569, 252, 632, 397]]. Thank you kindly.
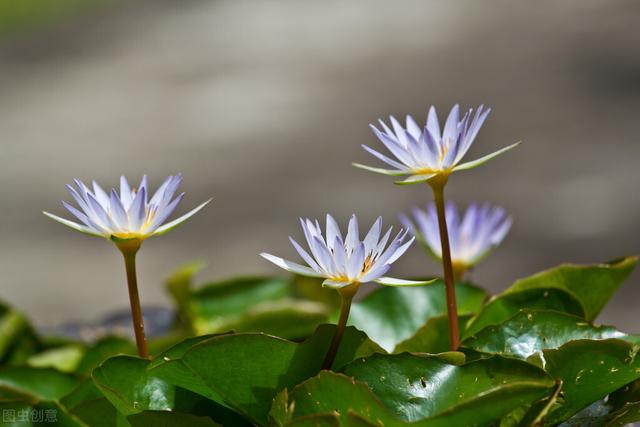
[[322, 279, 352, 289], [395, 174, 435, 185], [43, 212, 103, 237], [289, 237, 321, 272], [352, 163, 407, 176], [153, 199, 211, 236], [453, 142, 521, 171], [325, 214, 341, 251], [260, 253, 324, 278], [346, 242, 365, 279], [362, 217, 382, 254], [374, 277, 437, 287], [120, 176, 133, 210], [344, 215, 359, 253]]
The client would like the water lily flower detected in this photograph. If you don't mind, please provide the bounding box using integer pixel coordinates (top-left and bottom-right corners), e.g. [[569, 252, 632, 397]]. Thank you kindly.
[[261, 214, 431, 369], [261, 214, 427, 289], [354, 104, 519, 185], [44, 174, 210, 358], [43, 174, 210, 241], [354, 105, 520, 351], [401, 202, 512, 279]]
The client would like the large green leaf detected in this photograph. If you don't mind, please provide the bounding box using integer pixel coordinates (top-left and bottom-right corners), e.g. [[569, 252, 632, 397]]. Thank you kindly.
[[542, 339, 640, 424], [463, 310, 634, 361], [464, 288, 584, 338], [91, 354, 242, 425], [505, 257, 637, 321], [92, 356, 175, 416], [272, 361, 552, 427], [190, 276, 291, 321], [347, 281, 487, 352], [184, 275, 332, 338], [270, 372, 402, 427], [192, 299, 329, 340], [343, 353, 554, 423], [27, 345, 85, 373], [60, 379, 122, 427], [394, 314, 474, 354], [0, 302, 40, 365], [147, 325, 383, 425], [0, 367, 80, 401], [76, 336, 136, 375]]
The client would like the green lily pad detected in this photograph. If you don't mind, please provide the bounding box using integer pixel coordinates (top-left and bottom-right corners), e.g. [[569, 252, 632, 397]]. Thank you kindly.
[[0, 302, 40, 365], [394, 314, 474, 354], [192, 299, 329, 339], [60, 379, 121, 427], [190, 276, 291, 321], [92, 356, 175, 416], [505, 257, 637, 321], [542, 339, 640, 424], [76, 336, 136, 375], [27, 345, 85, 373], [147, 325, 383, 426], [0, 367, 80, 401], [465, 288, 585, 338], [270, 371, 401, 426], [463, 310, 633, 361], [347, 281, 486, 352], [342, 353, 554, 423]]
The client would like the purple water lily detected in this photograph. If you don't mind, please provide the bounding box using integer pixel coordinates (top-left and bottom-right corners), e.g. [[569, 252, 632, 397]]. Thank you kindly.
[[261, 214, 430, 289], [44, 174, 210, 240], [401, 201, 512, 274], [354, 104, 519, 185]]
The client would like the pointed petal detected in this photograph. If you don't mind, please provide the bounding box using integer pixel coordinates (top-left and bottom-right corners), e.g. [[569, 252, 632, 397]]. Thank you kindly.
[[86, 192, 114, 229], [109, 189, 128, 230], [453, 141, 521, 171], [344, 214, 359, 253], [332, 236, 347, 275], [289, 237, 321, 271], [426, 106, 441, 140], [369, 124, 416, 166], [374, 277, 437, 287], [361, 145, 406, 170], [128, 186, 147, 231], [394, 174, 435, 185], [322, 279, 351, 289], [260, 253, 324, 278], [120, 176, 133, 210], [347, 242, 365, 279], [153, 198, 211, 236], [358, 263, 391, 283], [43, 211, 103, 237], [405, 114, 422, 140], [386, 236, 415, 264], [363, 217, 382, 254], [149, 175, 174, 206], [443, 104, 460, 142], [92, 181, 110, 207], [325, 214, 341, 251], [353, 163, 407, 176]]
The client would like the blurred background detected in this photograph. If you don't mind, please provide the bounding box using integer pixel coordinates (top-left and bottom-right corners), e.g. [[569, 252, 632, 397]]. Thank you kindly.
[[1, 0, 639, 331]]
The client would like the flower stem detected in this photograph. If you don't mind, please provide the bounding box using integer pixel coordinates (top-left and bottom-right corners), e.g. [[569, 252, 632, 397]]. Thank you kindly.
[[117, 239, 148, 358], [429, 178, 460, 350], [322, 283, 358, 370]]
